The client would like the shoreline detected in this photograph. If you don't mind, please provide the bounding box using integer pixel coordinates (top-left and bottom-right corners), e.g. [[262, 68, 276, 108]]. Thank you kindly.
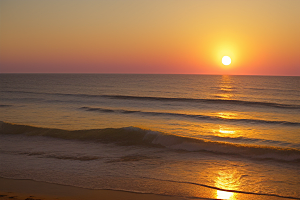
[[0, 177, 191, 200], [1, 177, 296, 200]]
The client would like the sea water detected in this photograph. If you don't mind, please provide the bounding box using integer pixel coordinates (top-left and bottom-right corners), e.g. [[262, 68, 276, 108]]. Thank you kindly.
[[0, 74, 299, 199]]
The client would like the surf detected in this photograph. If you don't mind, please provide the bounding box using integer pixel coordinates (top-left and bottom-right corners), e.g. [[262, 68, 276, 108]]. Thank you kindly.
[[1, 121, 299, 163]]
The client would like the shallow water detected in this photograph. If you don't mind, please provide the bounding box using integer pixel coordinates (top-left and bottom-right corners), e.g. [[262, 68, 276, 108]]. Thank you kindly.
[[1, 74, 300, 199]]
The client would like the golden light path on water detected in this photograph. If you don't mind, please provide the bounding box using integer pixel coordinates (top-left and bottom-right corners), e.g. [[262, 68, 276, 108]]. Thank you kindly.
[[216, 75, 235, 99], [217, 190, 234, 199], [215, 168, 240, 200], [214, 104, 238, 199], [216, 112, 237, 199], [218, 127, 236, 135]]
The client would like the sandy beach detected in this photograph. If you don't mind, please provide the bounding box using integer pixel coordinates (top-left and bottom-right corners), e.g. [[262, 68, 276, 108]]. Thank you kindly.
[[2, 177, 295, 200], [0, 177, 190, 200]]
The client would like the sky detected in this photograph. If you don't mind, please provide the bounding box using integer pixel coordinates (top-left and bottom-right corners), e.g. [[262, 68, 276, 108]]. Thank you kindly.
[[0, 0, 299, 75]]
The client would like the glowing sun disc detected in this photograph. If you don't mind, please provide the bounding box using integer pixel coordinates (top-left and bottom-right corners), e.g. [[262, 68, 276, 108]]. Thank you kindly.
[[222, 56, 231, 65]]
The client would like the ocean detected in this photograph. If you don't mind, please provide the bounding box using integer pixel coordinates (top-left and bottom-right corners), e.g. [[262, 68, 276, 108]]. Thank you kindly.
[[0, 74, 299, 200]]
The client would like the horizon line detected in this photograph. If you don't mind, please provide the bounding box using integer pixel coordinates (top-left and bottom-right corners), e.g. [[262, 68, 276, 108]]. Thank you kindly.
[[0, 72, 299, 77]]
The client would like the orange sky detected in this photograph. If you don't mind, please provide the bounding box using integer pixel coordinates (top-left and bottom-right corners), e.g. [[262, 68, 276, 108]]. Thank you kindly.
[[0, 0, 299, 75]]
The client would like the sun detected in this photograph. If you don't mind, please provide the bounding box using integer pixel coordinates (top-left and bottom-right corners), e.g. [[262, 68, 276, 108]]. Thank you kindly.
[[222, 56, 231, 65]]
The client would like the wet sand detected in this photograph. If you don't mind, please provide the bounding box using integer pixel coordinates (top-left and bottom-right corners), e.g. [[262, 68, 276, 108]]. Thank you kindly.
[[0, 177, 190, 200], [1, 177, 293, 200]]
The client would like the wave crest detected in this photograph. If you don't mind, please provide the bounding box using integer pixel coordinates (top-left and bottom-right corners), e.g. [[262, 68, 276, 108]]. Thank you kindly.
[[1, 121, 299, 163], [81, 106, 300, 126]]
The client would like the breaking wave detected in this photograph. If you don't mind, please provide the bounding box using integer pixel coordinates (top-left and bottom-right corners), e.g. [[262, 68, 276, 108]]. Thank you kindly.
[[1, 121, 299, 163]]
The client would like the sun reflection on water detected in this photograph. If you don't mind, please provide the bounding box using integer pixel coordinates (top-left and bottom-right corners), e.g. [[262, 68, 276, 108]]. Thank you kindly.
[[214, 112, 238, 137], [217, 112, 237, 119], [217, 190, 234, 199], [217, 75, 235, 100], [214, 125, 236, 137], [215, 168, 240, 200], [219, 128, 235, 135]]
